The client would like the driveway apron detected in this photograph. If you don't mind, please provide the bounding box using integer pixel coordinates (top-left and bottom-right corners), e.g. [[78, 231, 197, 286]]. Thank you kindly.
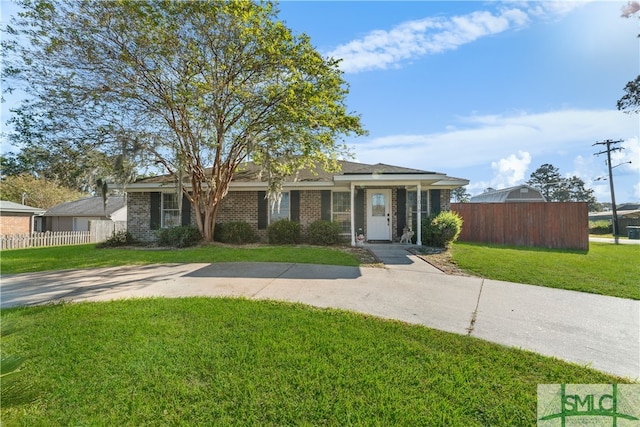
[[1, 244, 638, 380]]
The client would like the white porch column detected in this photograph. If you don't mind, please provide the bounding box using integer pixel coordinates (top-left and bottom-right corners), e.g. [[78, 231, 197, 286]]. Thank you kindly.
[[350, 183, 356, 246], [416, 183, 422, 245]]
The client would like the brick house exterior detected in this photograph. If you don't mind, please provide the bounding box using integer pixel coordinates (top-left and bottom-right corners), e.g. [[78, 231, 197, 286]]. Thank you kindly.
[[0, 201, 46, 236], [124, 161, 468, 245]]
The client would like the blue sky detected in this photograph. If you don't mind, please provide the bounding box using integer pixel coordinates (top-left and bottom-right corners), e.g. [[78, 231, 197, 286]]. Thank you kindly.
[[1, 1, 639, 202], [275, 0, 639, 202]]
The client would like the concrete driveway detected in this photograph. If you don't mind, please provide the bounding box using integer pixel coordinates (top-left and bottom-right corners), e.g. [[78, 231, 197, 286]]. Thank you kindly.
[[1, 245, 638, 380]]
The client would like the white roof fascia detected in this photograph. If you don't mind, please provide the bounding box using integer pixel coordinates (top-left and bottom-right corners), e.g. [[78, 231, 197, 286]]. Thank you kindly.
[[119, 181, 336, 192], [0, 207, 46, 214], [115, 183, 178, 192], [229, 181, 334, 190], [335, 174, 468, 188], [333, 173, 446, 183], [121, 175, 468, 192], [430, 178, 470, 188]]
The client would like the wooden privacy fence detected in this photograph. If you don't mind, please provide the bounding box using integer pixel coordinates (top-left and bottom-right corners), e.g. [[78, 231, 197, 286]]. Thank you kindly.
[[451, 202, 589, 250], [0, 220, 127, 250]]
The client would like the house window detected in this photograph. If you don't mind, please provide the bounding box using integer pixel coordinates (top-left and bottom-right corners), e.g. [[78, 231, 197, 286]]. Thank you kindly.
[[162, 193, 181, 227], [407, 191, 429, 232], [270, 192, 290, 222], [332, 192, 351, 234]]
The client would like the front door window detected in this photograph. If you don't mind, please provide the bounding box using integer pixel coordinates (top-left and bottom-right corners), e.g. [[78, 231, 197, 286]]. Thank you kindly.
[[371, 194, 386, 216], [366, 190, 391, 240]]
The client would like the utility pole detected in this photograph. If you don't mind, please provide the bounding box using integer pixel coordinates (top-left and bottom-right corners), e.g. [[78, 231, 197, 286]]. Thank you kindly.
[[593, 139, 624, 242]]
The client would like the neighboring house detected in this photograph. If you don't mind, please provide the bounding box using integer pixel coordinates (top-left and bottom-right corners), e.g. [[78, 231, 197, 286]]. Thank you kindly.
[[124, 160, 469, 245], [469, 185, 546, 203], [588, 203, 640, 234], [43, 196, 127, 232], [0, 201, 46, 236]]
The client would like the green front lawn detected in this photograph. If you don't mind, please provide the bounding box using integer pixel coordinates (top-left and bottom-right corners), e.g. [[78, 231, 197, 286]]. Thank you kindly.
[[1, 298, 631, 425], [2, 240, 638, 299], [450, 242, 640, 300], [0, 243, 360, 275]]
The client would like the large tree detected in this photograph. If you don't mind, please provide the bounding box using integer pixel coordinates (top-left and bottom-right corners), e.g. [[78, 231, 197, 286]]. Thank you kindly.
[[451, 186, 471, 203], [526, 163, 563, 200], [3, 107, 135, 192], [3, 0, 365, 241], [0, 174, 86, 209], [526, 164, 598, 211], [618, 1, 640, 113]]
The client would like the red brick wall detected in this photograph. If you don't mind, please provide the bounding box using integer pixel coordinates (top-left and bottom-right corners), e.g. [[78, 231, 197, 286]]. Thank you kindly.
[[0, 215, 32, 235], [127, 188, 454, 243], [217, 191, 260, 228], [299, 190, 322, 229]]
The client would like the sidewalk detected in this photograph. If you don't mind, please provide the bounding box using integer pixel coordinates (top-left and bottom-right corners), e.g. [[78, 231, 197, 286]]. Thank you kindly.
[[589, 236, 640, 245], [589, 237, 640, 245], [1, 245, 638, 380]]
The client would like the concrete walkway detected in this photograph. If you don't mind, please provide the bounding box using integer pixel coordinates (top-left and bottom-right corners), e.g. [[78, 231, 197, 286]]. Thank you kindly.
[[1, 244, 638, 380], [589, 236, 640, 245]]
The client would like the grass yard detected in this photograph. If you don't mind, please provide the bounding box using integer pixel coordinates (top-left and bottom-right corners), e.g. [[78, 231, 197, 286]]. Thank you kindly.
[[0, 243, 361, 275], [2, 241, 638, 299], [1, 298, 631, 426], [449, 242, 640, 300]]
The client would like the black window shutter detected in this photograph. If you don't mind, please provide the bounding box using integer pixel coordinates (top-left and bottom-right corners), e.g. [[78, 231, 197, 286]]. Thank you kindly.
[[396, 188, 406, 237], [150, 192, 161, 230], [354, 189, 365, 233], [290, 190, 300, 222], [320, 190, 331, 221], [257, 191, 268, 230], [181, 193, 191, 226], [430, 189, 441, 215]]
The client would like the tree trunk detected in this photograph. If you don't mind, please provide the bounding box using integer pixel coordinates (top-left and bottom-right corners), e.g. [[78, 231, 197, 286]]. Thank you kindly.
[[189, 180, 230, 243]]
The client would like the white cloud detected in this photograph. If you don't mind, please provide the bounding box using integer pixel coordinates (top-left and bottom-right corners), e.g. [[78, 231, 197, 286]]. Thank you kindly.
[[490, 151, 532, 188], [523, 1, 591, 19], [352, 109, 638, 170], [466, 151, 531, 195], [611, 137, 640, 173], [327, 8, 529, 73], [325, 1, 593, 74]]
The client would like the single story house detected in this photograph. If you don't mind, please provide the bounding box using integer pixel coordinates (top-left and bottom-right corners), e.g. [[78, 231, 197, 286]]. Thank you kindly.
[[588, 203, 640, 235], [469, 185, 546, 203], [43, 195, 127, 232], [0, 200, 46, 236], [123, 160, 469, 245]]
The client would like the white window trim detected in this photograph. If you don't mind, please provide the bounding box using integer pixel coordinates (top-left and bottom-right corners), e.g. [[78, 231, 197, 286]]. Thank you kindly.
[[161, 193, 181, 228], [332, 191, 352, 235]]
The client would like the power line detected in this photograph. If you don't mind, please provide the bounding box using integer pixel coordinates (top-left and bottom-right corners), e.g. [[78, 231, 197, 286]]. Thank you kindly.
[[593, 139, 625, 241]]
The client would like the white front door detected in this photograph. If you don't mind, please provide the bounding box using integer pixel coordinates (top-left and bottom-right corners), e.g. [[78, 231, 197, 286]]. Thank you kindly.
[[366, 189, 391, 241]]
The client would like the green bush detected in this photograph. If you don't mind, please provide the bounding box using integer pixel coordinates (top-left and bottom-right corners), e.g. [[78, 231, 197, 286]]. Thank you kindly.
[[267, 219, 302, 245], [422, 211, 463, 248], [214, 221, 257, 244], [96, 231, 137, 248], [156, 225, 202, 248], [589, 220, 612, 235], [306, 220, 343, 246]]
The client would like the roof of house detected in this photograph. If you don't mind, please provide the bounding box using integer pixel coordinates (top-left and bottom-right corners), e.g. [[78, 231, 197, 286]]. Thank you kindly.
[[129, 160, 468, 190], [44, 196, 126, 217], [469, 185, 546, 203], [589, 209, 640, 219], [0, 200, 46, 215]]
